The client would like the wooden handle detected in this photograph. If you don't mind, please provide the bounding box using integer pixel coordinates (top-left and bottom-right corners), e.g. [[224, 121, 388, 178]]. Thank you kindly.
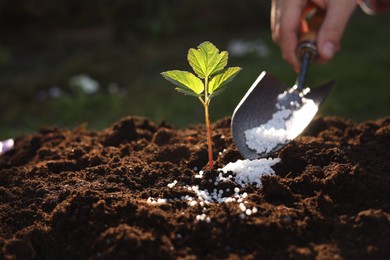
[[297, 5, 325, 61]]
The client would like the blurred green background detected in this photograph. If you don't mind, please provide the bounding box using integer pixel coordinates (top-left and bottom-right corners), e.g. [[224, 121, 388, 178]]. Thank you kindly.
[[0, 0, 389, 139]]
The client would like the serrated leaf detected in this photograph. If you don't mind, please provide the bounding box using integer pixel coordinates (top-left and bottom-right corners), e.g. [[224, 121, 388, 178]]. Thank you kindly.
[[208, 67, 242, 98], [207, 51, 228, 77], [198, 43, 228, 77], [161, 70, 204, 97], [188, 48, 207, 79], [188, 41, 228, 79]]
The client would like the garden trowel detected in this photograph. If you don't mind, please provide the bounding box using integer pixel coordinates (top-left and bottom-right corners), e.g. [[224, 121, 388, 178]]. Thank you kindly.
[[231, 6, 335, 160]]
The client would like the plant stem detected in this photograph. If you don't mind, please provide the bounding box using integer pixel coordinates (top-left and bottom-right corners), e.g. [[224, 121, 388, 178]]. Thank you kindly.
[[204, 77, 213, 170], [204, 100, 213, 170]]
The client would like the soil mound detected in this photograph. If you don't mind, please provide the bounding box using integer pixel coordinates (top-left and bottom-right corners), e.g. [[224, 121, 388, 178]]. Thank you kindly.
[[1, 116, 389, 259]]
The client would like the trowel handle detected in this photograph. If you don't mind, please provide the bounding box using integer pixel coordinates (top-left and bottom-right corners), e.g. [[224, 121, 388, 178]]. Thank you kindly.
[[295, 5, 325, 92], [297, 5, 326, 62]]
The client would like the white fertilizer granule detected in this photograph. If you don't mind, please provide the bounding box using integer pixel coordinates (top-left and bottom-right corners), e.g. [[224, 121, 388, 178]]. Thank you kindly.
[[147, 197, 167, 205], [167, 180, 178, 188]]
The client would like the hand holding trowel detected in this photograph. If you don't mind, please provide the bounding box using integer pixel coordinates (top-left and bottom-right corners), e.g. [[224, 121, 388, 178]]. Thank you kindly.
[[232, 5, 335, 160]]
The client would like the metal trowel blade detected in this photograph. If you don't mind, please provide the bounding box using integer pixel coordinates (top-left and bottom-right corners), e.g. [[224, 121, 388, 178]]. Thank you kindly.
[[231, 71, 334, 160]]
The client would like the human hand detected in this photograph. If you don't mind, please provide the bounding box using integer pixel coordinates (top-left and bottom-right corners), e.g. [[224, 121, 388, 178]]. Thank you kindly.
[[271, 0, 357, 72]]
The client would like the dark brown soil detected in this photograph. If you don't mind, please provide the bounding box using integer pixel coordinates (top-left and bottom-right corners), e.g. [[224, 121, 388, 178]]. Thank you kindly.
[[1, 116, 389, 260]]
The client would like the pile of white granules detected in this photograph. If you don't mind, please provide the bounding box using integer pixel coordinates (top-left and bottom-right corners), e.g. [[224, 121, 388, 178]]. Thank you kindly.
[[147, 157, 280, 222], [245, 94, 318, 155]]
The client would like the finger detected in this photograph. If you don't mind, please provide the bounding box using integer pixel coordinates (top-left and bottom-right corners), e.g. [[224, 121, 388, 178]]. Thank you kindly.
[[316, 0, 357, 62], [271, 0, 282, 43], [279, 0, 307, 71]]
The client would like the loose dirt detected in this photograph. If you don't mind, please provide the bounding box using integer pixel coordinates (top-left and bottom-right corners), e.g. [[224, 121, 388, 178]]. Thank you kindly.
[[1, 116, 389, 259]]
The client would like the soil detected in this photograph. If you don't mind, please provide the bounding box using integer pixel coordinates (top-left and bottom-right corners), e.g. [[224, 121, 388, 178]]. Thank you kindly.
[[0, 115, 389, 260]]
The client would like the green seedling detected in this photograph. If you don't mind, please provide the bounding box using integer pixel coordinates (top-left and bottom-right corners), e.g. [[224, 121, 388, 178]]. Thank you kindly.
[[161, 41, 241, 169]]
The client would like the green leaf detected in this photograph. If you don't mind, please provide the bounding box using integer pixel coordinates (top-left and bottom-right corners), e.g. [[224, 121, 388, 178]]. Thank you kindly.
[[188, 48, 207, 79], [188, 41, 228, 79], [209, 50, 228, 77], [161, 70, 204, 97], [208, 67, 242, 98], [198, 42, 228, 77]]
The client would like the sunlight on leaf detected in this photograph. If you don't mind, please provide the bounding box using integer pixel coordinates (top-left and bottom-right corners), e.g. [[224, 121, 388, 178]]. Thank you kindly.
[[161, 70, 204, 96], [188, 41, 228, 79], [208, 67, 242, 98], [188, 48, 206, 79]]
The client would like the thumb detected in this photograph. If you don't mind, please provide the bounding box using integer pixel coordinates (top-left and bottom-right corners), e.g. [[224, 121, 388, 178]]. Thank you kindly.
[[316, 0, 357, 62]]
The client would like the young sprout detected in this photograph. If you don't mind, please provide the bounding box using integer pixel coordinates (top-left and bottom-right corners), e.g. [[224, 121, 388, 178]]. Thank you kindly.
[[161, 41, 241, 169]]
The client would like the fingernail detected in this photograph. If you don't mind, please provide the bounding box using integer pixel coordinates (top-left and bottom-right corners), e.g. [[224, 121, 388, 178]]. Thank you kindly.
[[322, 42, 336, 59]]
